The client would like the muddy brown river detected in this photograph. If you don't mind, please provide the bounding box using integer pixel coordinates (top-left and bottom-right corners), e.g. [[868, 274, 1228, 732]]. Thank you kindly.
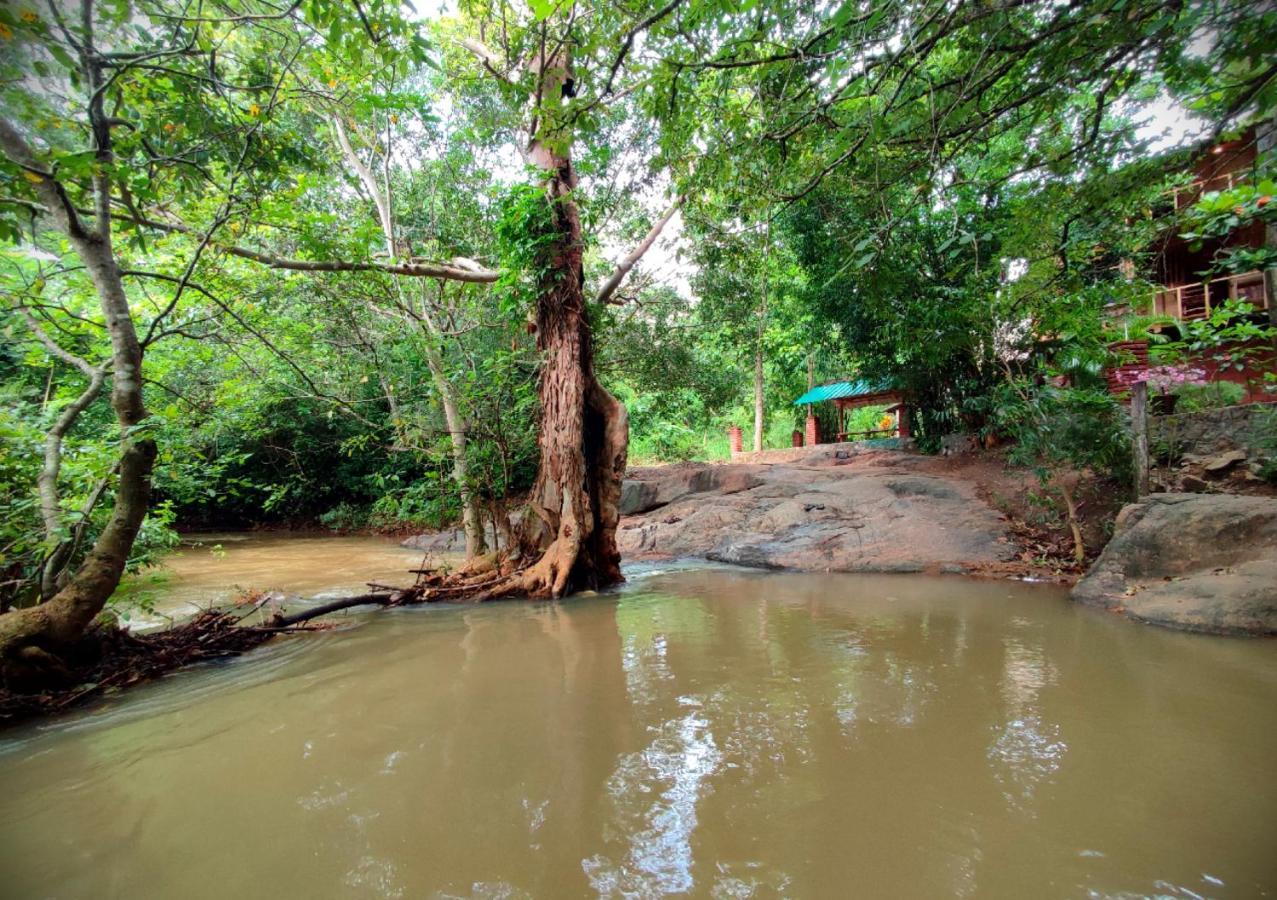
[[2, 541, 1275, 898], [112, 531, 440, 626]]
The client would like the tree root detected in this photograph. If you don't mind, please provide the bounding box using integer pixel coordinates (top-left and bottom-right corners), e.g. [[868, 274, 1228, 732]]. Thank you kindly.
[[0, 537, 626, 727], [0, 609, 289, 726]]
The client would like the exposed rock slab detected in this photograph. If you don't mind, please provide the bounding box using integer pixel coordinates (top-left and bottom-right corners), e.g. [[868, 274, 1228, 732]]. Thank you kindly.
[[617, 455, 1011, 574], [406, 452, 1014, 574], [1072, 493, 1277, 635], [402, 529, 467, 554]]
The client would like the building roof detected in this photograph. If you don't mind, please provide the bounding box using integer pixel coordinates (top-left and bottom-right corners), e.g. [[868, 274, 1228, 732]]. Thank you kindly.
[[793, 379, 894, 405]]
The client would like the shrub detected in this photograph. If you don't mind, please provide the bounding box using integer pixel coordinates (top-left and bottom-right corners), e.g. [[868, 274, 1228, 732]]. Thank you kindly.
[[1173, 381, 1245, 412]]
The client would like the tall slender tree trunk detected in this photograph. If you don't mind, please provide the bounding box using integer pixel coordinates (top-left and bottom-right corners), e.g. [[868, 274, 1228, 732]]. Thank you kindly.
[[333, 117, 487, 558], [753, 220, 770, 454], [753, 344, 765, 453], [420, 333, 486, 558], [0, 27, 156, 685]]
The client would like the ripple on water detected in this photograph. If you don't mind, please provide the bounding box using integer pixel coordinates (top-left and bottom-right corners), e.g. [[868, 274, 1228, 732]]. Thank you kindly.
[[1, 568, 1275, 899]]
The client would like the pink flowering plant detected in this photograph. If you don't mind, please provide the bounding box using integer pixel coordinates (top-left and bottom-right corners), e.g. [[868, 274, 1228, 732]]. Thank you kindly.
[[1115, 364, 1208, 395]]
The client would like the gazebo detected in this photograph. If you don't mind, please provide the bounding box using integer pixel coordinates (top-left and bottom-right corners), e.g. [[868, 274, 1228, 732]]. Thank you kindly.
[[793, 379, 911, 444]]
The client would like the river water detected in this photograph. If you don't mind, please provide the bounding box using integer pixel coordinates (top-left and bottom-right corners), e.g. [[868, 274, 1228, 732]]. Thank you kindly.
[[1, 539, 1275, 898], [113, 531, 435, 626]]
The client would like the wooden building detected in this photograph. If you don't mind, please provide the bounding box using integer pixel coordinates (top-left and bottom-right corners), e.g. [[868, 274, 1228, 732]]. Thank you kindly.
[[793, 380, 911, 444]]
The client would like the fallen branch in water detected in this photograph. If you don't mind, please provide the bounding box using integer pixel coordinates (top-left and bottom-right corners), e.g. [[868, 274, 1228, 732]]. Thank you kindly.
[[0, 556, 538, 727], [270, 592, 396, 627], [0, 608, 283, 725]]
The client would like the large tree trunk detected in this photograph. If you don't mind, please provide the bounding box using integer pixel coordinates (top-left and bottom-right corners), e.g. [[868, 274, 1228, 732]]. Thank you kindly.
[[508, 47, 628, 598]]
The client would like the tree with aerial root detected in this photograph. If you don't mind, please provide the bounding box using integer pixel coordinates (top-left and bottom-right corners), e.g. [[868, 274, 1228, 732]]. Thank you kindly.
[[423, 33, 678, 601]]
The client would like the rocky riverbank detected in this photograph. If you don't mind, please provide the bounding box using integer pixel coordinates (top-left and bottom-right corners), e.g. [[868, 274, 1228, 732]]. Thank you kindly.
[[404, 444, 1277, 634], [407, 444, 1020, 575], [1072, 492, 1277, 635], [617, 452, 1014, 573]]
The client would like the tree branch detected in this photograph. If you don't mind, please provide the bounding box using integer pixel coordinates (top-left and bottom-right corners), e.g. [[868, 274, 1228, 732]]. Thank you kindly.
[[114, 209, 502, 282], [603, 0, 683, 96], [460, 37, 517, 87], [595, 196, 684, 306], [0, 117, 92, 241]]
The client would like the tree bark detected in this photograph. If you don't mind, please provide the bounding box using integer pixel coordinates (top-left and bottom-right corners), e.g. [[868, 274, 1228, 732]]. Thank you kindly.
[[753, 344, 765, 453], [506, 44, 628, 597], [37, 367, 107, 599], [753, 222, 769, 454], [1131, 380, 1150, 498], [419, 328, 487, 559], [17, 308, 110, 598], [1258, 114, 1277, 331], [0, 23, 157, 685]]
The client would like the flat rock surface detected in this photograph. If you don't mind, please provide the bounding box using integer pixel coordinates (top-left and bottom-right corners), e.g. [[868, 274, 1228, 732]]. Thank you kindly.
[[617, 452, 1013, 574], [1072, 493, 1277, 635], [406, 448, 1015, 574]]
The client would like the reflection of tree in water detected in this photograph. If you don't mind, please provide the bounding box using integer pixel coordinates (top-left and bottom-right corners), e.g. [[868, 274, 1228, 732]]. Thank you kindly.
[[987, 633, 1066, 808], [583, 710, 722, 895]]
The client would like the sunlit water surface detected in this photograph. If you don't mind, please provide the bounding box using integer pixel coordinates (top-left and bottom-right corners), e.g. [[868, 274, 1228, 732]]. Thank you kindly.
[[2, 565, 1275, 899]]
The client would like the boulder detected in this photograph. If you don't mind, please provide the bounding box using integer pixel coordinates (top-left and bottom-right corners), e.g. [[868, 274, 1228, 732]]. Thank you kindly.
[[402, 529, 466, 553], [1073, 493, 1277, 635], [1202, 449, 1248, 474], [620, 464, 767, 516], [1178, 474, 1210, 493], [619, 479, 660, 516]]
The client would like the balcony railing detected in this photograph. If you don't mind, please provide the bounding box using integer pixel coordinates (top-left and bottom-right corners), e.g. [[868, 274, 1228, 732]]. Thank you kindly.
[[1170, 171, 1245, 210], [1149, 270, 1269, 320]]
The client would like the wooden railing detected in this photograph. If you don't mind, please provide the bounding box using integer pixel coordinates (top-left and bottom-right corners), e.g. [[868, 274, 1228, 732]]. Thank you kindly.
[[1170, 171, 1245, 210], [835, 427, 896, 442], [1149, 270, 1269, 320]]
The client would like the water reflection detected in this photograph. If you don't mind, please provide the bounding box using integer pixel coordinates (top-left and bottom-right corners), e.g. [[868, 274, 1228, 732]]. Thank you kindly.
[[989, 636, 1067, 808], [2, 569, 1276, 899], [585, 710, 722, 895]]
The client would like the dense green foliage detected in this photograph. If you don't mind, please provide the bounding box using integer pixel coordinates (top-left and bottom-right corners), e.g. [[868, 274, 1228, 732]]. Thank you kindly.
[[1, 0, 1274, 608]]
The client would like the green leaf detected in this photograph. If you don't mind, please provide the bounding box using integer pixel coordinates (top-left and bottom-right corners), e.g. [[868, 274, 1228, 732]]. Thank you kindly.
[[528, 0, 556, 21]]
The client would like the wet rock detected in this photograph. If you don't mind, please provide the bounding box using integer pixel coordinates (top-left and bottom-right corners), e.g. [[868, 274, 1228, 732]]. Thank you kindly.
[[401, 529, 466, 553], [620, 464, 767, 517], [1073, 493, 1277, 635], [619, 479, 660, 516]]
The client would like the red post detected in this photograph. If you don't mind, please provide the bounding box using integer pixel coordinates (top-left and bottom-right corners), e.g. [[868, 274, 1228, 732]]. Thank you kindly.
[[805, 414, 820, 446], [897, 406, 911, 440], [727, 425, 743, 455], [791, 429, 803, 447]]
